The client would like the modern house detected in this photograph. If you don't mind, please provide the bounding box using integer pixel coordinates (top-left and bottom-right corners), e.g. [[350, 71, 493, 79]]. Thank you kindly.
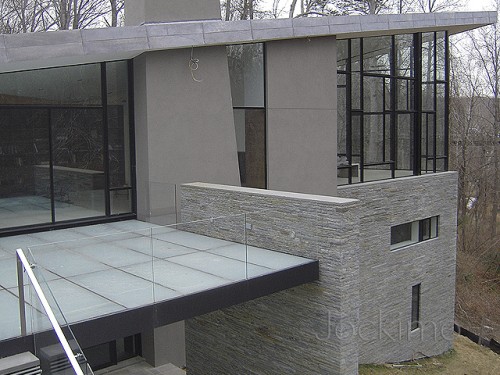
[[0, 0, 496, 374]]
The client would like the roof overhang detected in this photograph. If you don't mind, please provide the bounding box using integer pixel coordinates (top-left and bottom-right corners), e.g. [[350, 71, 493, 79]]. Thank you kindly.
[[0, 11, 496, 74]]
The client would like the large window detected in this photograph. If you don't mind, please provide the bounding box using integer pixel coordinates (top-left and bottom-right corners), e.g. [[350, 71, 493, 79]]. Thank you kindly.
[[0, 61, 134, 233], [337, 32, 448, 185], [228, 43, 266, 189]]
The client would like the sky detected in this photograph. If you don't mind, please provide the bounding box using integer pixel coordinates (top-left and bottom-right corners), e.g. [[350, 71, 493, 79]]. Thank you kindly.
[[258, 0, 496, 16]]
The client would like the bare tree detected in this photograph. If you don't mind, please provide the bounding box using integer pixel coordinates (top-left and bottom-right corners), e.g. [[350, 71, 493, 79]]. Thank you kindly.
[[108, 0, 124, 27], [335, 0, 392, 15], [222, 0, 269, 20], [468, 1, 500, 239], [289, 0, 339, 17], [407, 0, 463, 13], [0, 0, 52, 33]]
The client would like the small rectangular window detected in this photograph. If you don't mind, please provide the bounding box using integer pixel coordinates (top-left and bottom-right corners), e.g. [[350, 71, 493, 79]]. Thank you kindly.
[[391, 221, 418, 249], [391, 216, 439, 250], [419, 216, 439, 241], [411, 284, 421, 331], [420, 218, 431, 241]]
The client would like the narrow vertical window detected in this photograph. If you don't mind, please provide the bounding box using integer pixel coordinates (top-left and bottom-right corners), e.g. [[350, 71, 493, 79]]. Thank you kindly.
[[411, 284, 421, 331], [227, 43, 266, 189]]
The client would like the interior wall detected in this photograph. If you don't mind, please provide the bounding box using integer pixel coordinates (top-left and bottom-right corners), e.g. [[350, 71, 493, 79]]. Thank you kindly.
[[266, 36, 338, 196]]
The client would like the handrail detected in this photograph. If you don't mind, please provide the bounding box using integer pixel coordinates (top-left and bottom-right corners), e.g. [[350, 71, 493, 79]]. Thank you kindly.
[[16, 248, 86, 375]]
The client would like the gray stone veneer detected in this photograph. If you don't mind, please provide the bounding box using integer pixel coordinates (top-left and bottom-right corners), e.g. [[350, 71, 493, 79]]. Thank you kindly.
[[181, 183, 361, 375], [336, 172, 458, 364], [181, 172, 457, 374]]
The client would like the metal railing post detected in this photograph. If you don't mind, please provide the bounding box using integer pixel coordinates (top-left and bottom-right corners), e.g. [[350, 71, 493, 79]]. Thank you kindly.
[[16, 251, 27, 336], [16, 249, 86, 375]]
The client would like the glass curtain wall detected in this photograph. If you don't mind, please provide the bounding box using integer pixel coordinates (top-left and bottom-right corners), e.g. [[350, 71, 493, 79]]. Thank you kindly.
[[227, 43, 266, 189], [337, 32, 448, 185], [0, 61, 134, 232]]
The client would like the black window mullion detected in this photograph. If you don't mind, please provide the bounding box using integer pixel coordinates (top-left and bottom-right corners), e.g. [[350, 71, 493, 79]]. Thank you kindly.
[[433, 32, 438, 173], [360, 39, 365, 183], [414, 33, 422, 175], [263, 42, 268, 189], [127, 60, 137, 216], [390, 35, 396, 179], [444, 31, 450, 171], [101, 63, 111, 217], [48, 109, 56, 224], [346, 40, 353, 184]]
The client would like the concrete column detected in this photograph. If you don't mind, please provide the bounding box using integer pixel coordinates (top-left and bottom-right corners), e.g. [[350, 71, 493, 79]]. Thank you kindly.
[[133, 47, 240, 222], [142, 321, 186, 368], [125, 0, 221, 26], [266, 36, 338, 196]]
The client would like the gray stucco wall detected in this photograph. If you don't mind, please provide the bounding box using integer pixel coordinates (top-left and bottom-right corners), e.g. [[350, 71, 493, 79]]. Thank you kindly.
[[337, 172, 458, 364], [181, 183, 360, 375], [125, 0, 221, 26], [133, 47, 240, 221], [266, 37, 338, 196]]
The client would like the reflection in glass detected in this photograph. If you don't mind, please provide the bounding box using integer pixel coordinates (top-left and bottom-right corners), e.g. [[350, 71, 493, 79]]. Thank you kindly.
[[338, 32, 448, 184], [436, 84, 446, 158], [0, 109, 51, 229], [0, 61, 133, 231], [396, 114, 413, 173], [52, 108, 105, 221], [227, 44, 264, 108], [363, 36, 391, 75], [422, 83, 434, 111], [364, 75, 385, 112], [364, 114, 386, 164], [107, 61, 133, 216], [422, 33, 435, 83], [337, 40, 349, 70], [0, 64, 101, 106], [396, 79, 414, 111], [395, 34, 414, 77], [436, 32, 446, 82], [421, 113, 435, 173], [351, 39, 361, 72], [234, 109, 266, 189]]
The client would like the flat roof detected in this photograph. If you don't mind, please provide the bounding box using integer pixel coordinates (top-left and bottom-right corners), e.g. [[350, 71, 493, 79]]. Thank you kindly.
[[0, 11, 495, 74], [0, 220, 318, 354]]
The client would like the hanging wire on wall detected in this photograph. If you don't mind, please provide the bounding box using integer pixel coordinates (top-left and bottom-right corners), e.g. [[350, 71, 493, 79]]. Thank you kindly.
[[189, 47, 203, 82]]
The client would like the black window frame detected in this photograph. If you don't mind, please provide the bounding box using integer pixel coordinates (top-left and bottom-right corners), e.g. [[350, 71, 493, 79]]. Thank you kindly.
[[0, 60, 137, 237], [227, 42, 267, 189], [390, 215, 439, 250], [337, 32, 449, 185], [411, 283, 421, 331]]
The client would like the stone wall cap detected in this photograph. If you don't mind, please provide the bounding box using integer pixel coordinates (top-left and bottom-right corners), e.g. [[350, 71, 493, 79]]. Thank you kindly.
[[183, 182, 359, 205]]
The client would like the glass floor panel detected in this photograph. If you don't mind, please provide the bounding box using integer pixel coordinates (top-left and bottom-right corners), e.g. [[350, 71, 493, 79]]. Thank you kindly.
[[0, 220, 314, 342]]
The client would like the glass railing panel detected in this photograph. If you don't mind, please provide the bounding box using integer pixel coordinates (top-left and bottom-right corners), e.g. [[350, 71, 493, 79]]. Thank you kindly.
[[148, 182, 179, 225], [151, 213, 249, 301], [17, 248, 94, 375]]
